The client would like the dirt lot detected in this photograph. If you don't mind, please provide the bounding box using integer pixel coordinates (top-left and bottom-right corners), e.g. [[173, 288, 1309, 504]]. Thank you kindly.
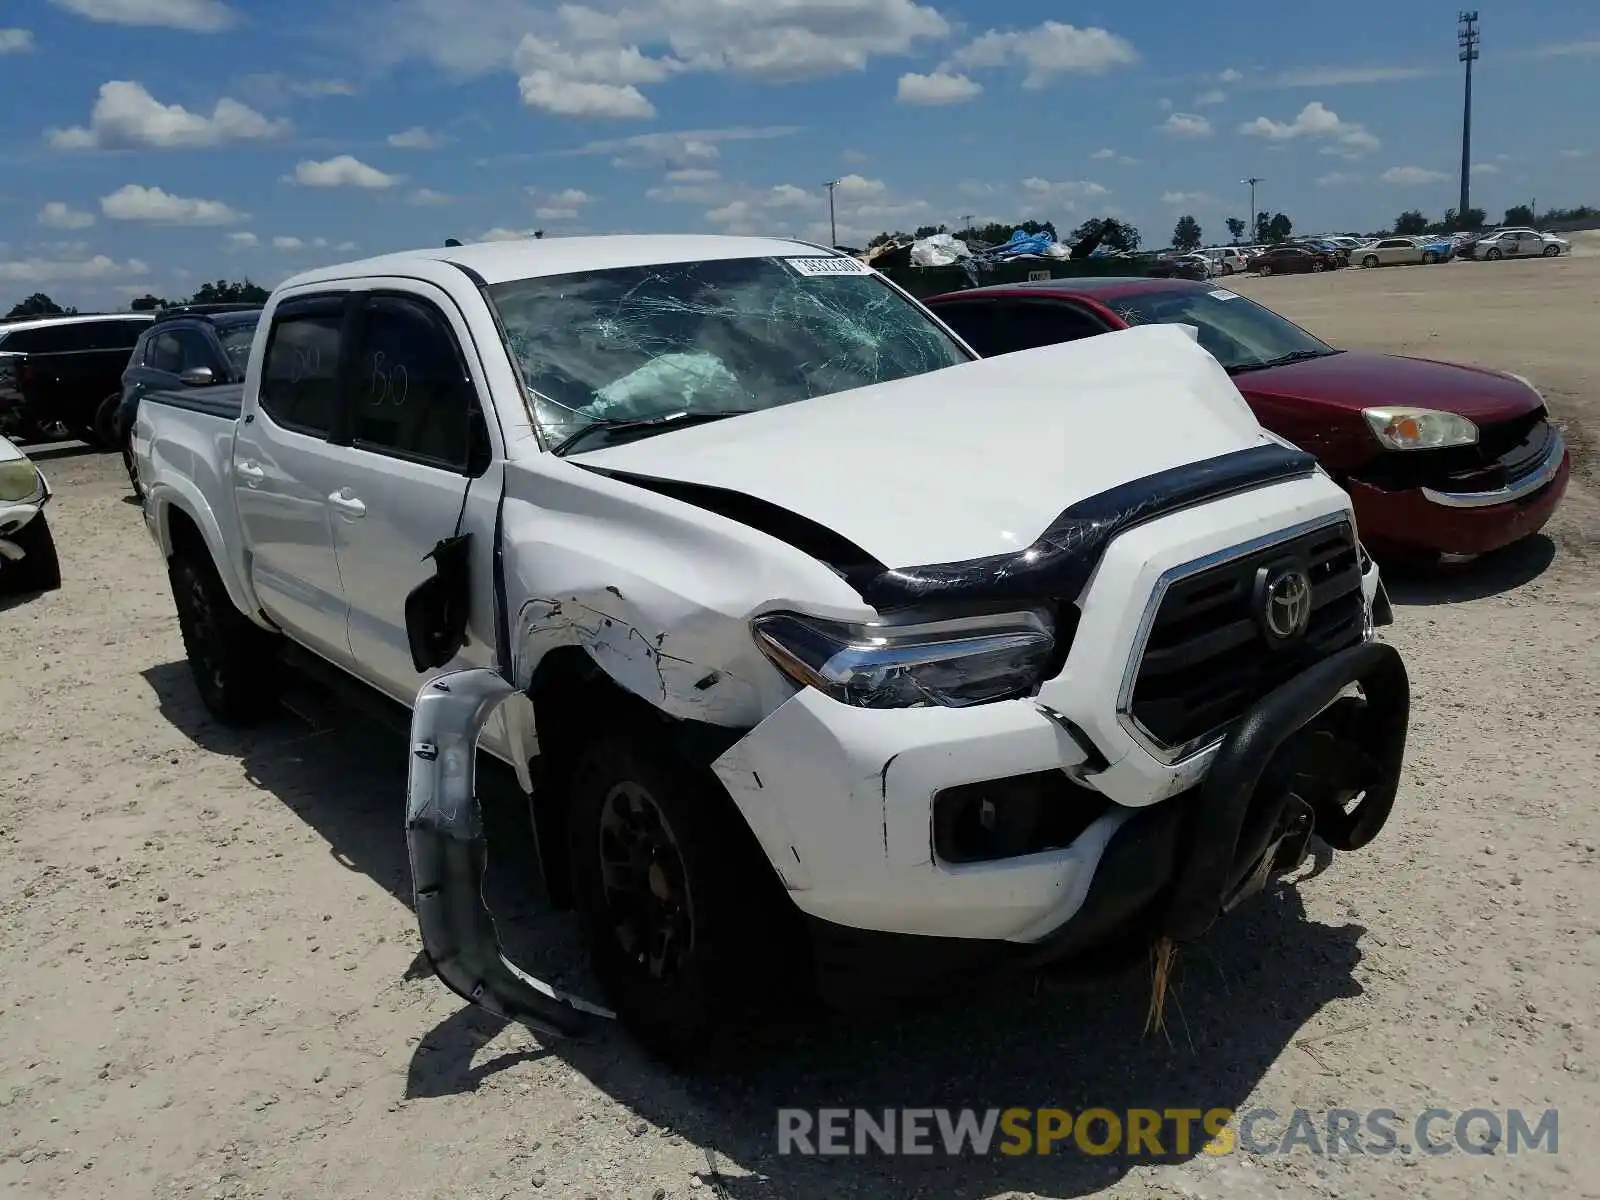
[[3, 254, 1598, 1200]]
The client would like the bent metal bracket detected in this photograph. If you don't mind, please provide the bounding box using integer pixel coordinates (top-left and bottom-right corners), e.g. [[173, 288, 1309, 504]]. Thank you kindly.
[[406, 668, 615, 1038]]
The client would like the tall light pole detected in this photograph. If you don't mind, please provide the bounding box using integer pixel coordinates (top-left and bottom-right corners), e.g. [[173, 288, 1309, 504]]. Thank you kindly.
[[1241, 177, 1263, 240], [1458, 11, 1480, 225], [824, 179, 840, 247]]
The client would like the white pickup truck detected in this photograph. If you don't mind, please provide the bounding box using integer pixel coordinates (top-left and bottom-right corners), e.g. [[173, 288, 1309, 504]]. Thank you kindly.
[[135, 235, 1409, 1063]]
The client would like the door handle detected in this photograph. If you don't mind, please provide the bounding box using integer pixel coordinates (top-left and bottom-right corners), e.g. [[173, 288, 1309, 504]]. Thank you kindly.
[[328, 488, 366, 518], [235, 460, 265, 483]]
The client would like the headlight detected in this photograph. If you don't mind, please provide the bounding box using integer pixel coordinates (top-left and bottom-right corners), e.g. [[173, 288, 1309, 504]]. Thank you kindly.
[[1361, 406, 1478, 451], [751, 609, 1056, 709], [0, 459, 44, 504]]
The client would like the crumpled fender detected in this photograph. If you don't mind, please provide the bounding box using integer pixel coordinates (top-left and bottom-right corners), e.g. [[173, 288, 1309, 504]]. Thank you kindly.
[[406, 667, 614, 1037]]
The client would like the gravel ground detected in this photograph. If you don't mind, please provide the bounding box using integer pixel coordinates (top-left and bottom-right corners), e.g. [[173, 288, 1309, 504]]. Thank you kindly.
[[2, 253, 1597, 1200]]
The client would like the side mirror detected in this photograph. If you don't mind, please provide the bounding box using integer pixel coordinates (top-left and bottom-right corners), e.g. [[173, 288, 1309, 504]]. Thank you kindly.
[[178, 366, 215, 387]]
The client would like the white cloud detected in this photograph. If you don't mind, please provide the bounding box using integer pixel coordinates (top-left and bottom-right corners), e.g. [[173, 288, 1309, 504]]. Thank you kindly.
[[841, 148, 869, 165], [407, 187, 455, 206], [694, 172, 907, 239], [477, 227, 540, 242], [272, 236, 304, 250], [1470, 162, 1499, 175], [237, 73, 357, 105], [100, 183, 244, 224], [1022, 177, 1110, 206], [0, 254, 149, 284], [1559, 148, 1590, 159], [1160, 112, 1213, 139], [1194, 88, 1226, 106], [1317, 172, 1361, 187], [48, 0, 236, 31], [530, 186, 595, 220], [388, 125, 447, 149], [957, 179, 1000, 198], [48, 80, 289, 150], [372, 0, 951, 119], [335, 241, 358, 252], [1272, 65, 1432, 86], [1091, 147, 1116, 160], [0, 28, 34, 53], [666, 167, 719, 182], [1381, 166, 1449, 185], [565, 125, 801, 168], [1219, 68, 1243, 83], [1158, 97, 1173, 111], [225, 231, 258, 248], [895, 71, 982, 105], [1162, 190, 1219, 206], [946, 21, 1138, 88], [1527, 40, 1600, 59], [1239, 101, 1379, 154], [286, 155, 401, 189], [38, 201, 96, 229]]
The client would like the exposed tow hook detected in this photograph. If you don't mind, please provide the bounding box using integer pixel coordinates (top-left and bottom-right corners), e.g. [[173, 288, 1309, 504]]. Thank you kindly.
[[406, 668, 615, 1040]]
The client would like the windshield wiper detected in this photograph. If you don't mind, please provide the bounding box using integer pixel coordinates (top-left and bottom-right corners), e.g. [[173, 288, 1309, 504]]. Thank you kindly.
[[551, 409, 756, 456], [1228, 348, 1341, 374]]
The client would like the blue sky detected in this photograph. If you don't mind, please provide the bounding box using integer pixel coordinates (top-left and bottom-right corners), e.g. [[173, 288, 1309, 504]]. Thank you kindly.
[[2, 0, 1597, 309]]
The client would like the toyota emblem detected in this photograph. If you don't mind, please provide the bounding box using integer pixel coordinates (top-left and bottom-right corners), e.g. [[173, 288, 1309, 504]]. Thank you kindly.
[[1257, 563, 1313, 644]]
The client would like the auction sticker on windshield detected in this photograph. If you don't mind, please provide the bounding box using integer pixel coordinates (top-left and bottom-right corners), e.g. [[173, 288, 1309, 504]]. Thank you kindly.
[[785, 256, 872, 276], [1208, 289, 1242, 301]]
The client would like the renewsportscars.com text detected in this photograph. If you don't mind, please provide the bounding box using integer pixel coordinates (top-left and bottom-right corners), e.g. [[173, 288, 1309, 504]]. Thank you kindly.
[[776, 1107, 1559, 1158]]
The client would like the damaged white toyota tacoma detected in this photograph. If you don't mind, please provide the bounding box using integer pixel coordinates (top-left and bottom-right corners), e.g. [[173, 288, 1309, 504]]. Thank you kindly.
[[134, 235, 1409, 1062]]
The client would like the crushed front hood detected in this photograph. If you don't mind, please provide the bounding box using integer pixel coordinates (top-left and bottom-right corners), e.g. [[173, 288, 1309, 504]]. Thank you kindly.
[[570, 323, 1272, 569]]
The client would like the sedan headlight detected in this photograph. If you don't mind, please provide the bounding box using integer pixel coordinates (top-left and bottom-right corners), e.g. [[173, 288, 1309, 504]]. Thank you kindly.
[[751, 609, 1056, 709], [1362, 406, 1478, 451], [0, 459, 45, 504]]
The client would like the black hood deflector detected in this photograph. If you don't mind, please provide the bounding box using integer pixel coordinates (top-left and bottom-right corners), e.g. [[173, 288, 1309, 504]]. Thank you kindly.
[[581, 442, 1318, 610]]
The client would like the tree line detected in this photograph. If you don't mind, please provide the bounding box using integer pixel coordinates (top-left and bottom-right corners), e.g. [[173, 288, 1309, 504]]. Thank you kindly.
[[3, 278, 270, 322]]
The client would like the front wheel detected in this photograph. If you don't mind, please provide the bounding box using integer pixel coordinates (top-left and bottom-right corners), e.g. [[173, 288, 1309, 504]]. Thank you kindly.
[[1543, 245, 1560, 257], [1362, 255, 1380, 269], [1486, 248, 1502, 261], [567, 728, 799, 1066], [1257, 264, 1272, 277], [1423, 252, 1438, 265], [1311, 260, 1326, 272], [92, 393, 122, 449], [168, 550, 281, 725]]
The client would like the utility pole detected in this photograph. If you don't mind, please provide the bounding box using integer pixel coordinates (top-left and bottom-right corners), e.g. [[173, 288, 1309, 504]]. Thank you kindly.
[[1241, 177, 1262, 240], [959, 213, 974, 234], [824, 179, 840, 247], [1458, 11, 1480, 225]]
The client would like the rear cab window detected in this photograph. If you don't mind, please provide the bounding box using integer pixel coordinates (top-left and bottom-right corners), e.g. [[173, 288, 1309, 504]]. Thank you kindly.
[[258, 296, 346, 438]]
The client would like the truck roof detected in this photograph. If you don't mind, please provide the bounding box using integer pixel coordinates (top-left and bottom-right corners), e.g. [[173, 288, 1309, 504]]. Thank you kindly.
[[278, 234, 840, 292]]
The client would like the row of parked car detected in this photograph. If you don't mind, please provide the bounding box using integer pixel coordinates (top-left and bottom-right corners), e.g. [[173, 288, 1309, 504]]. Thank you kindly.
[[1148, 226, 1575, 280]]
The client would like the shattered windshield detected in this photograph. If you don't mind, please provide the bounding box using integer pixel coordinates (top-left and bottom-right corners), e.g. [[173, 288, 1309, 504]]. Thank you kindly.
[[1109, 286, 1340, 373], [485, 256, 971, 452]]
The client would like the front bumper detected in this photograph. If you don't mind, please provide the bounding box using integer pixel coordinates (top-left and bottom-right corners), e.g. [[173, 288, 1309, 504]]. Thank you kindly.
[[1347, 434, 1570, 557]]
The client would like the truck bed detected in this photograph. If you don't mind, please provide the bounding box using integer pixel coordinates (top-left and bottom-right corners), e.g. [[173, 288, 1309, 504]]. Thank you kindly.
[[143, 381, 244, 421]]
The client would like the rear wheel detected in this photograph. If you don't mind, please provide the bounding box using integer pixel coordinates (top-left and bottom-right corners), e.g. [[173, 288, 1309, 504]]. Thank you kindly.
[[1486, 248, 1502, 261], [1423, 252, 1438, 265], [567, 726, 800, 1066], [1543, 245, 1560, 257], [168, 549, 280, 725], [1311, 260, 1326, 272], [1257, 263, 1272, 277], [1362, 255, 1380, 269]]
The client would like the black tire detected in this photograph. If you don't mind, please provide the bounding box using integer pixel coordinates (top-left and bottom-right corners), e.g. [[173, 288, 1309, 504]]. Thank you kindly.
[[567, 726, 799, 1066], [1311, 260, 1326, 272], [168, 550, 280, 725], [1486, 248, 1502, 261], [121, 437, 144, 502], [1362, 255, 1380, 269], [93, 393, 122, 449], [1257, 263, 1272, 277], [2, 513, 61, 594], [1543, 245, 1560, 257], [1423, 252, 1437, 265]]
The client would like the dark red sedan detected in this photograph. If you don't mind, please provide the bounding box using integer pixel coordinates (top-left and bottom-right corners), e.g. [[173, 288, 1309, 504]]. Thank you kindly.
[[925, 277, 1570, 561]]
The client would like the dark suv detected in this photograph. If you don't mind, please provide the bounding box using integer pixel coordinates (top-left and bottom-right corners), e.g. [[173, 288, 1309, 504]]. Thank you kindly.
[[0, 313, 154, 446], [115, 305, 262, 497]]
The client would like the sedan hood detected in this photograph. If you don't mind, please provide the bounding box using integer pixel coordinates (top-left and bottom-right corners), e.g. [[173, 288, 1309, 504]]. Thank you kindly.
[[1238, 350, 1545, 423], [570, 323, 1272, 568]]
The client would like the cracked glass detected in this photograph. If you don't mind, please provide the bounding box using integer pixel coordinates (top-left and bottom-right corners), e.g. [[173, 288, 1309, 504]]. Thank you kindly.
[[485, 256, 971, 452]]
